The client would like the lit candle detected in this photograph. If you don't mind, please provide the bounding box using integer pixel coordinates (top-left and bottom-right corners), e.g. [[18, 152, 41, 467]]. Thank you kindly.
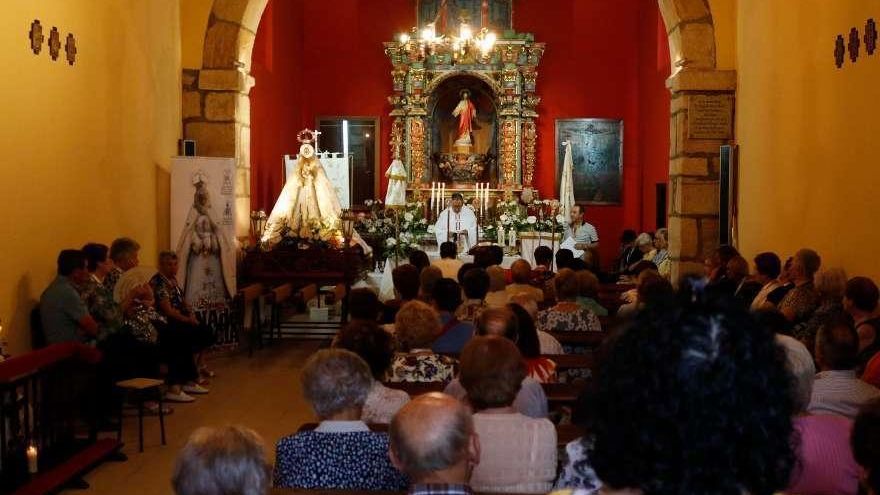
[[27, 444, 38, 474]]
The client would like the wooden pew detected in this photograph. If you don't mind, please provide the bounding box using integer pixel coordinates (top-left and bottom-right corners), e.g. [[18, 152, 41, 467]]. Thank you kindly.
[[295, 422, 586, 447], [548, 331, 608, 348], [547, 353, 596, 372], [382, 380, 587, 407]]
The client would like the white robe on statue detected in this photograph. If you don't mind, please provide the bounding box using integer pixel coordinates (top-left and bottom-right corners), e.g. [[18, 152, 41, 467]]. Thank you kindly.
[[384, 159, 408, 207], [435, 207, 478, 252]]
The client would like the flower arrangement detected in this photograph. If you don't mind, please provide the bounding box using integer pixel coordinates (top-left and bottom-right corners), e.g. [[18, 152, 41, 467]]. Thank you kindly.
[[355, 199, 430, 260]]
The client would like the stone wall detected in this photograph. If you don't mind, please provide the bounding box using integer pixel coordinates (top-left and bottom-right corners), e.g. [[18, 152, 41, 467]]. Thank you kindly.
[[666, 68, 736, 281], [183, 0, 268, 240]]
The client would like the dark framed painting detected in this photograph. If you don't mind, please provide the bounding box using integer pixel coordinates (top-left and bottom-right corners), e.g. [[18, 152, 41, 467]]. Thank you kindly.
[[555, 119, 624, 205]]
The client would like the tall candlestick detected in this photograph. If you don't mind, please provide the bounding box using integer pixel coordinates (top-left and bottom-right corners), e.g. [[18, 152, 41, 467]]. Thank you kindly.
[[27, 444, 38, 474]]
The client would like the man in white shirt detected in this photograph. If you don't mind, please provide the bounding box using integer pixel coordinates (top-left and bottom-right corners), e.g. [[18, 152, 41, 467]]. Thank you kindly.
[[563, 204, 598, 257], [435, 192, 478, 252], [808, 321, 880, 419], [432, 241, 464, 280]]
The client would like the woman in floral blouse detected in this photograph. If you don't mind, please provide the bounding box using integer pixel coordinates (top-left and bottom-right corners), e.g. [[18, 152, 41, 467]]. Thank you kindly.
[[387, 300, 457, 383], [537, 269, 602, 334], [274, 349, 407, 490]]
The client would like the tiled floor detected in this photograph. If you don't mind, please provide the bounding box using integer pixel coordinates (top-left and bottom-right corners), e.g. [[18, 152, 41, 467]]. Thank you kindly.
[[67, 340, 323, 495]]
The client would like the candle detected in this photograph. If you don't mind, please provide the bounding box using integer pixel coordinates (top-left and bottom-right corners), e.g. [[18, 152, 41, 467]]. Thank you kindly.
[[27, 445, 38, 474]]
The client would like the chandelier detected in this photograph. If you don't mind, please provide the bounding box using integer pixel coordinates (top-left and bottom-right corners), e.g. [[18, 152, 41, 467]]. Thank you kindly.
[[397, 16, 497, 63]]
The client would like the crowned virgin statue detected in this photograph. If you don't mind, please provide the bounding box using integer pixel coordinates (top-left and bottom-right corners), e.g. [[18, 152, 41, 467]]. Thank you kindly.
[[176, 172, 235, 308], [261, 129, 371, 253]]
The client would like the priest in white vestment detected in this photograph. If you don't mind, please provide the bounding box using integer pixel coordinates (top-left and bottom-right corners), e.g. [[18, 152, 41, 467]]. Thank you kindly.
[[434, 192, 478, 252]]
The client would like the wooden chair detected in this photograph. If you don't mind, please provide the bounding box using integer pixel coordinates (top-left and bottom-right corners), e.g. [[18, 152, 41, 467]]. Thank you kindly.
[[115, 378, 166, 453]]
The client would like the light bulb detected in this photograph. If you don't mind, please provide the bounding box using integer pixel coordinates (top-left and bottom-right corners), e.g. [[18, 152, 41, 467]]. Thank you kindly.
[[460, 23, 473, 41], [421, 23, 436, 42], [399, 33, 410, 44]]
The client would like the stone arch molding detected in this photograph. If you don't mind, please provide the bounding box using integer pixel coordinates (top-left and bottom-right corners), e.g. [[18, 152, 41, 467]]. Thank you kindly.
[[186, 0, 736, 278]]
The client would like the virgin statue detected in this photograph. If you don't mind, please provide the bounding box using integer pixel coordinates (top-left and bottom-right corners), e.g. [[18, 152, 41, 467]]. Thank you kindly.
[[384, 158, 408, 207], [261, 129, 371, 253], [452, 89, 477, 148], [176, 173, 235, 309]]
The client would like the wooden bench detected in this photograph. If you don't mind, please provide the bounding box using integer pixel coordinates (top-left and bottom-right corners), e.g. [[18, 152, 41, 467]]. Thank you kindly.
[[1, 343, 123, 494], [235, 282, 265, 356], [382, 381, 586, 407], [548, 331, 608, 348], [266, 283, 295, 343], [295, 422, 586, 447]]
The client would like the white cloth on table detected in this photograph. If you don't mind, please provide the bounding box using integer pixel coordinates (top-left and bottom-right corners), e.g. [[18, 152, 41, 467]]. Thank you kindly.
[[434, 206, 477, 251], [376, 254, 519, 302]]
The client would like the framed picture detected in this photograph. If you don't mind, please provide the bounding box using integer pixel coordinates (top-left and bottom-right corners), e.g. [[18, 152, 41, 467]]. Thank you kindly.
[[555, 119, 624, 205]]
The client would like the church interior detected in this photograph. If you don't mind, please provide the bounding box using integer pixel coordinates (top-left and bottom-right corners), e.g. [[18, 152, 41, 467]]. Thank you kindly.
[[2, 1, 880, 494]]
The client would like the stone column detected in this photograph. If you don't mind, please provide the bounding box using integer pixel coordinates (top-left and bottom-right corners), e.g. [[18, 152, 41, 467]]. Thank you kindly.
[[183, 68, 254, 240], [666, 68, 736, 282]]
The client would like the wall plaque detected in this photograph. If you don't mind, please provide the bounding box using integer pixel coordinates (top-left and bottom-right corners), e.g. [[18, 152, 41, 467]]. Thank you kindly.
[[688, 95, 734, 140]]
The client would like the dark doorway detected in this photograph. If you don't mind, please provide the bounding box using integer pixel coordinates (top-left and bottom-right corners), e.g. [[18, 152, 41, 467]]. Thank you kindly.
[[317, 117, 379, 206]]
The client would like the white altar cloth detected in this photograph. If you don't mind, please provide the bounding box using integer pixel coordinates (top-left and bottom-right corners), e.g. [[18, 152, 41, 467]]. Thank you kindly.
[[372, 252, 519, 302]]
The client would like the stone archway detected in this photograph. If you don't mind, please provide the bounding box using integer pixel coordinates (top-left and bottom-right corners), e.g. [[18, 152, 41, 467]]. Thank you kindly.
[[184, 0, 736, 278]]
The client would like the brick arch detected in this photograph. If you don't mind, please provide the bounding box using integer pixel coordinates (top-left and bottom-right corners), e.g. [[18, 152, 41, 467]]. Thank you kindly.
[[185, 0, 735, 273]]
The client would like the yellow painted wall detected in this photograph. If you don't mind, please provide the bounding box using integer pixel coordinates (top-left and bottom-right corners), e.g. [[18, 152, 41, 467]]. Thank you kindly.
[[736, 0, 880, 280], [707, 0, 737, 70], [181, 0, 213, 69], [0, 1, 181, 355]]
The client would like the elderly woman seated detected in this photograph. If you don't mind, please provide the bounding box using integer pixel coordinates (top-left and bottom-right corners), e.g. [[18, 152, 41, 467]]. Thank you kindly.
[[334, 320, 410, 424], [461, 336, 557, 493], [537, 269, 602, 333], [274, 349, 407, 490], [386, 300, 457, 383]]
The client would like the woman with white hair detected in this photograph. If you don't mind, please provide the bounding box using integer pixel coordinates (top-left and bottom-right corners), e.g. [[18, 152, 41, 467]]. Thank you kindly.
[[274, 349, 407, 490], [173, 425, 270, 495], [625, 232, 656, 274]]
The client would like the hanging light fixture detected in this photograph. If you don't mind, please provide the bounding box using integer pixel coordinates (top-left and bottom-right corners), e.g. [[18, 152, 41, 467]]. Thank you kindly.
[[396, 4, 497, 64]]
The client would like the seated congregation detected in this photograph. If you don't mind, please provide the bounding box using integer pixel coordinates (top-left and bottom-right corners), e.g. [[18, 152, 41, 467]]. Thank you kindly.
[[37, 238, 218, 416], [55, 234, 876, 495]]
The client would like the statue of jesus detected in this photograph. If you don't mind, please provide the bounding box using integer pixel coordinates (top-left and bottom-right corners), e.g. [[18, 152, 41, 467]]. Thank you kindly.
[[452, 89, 477, 149]]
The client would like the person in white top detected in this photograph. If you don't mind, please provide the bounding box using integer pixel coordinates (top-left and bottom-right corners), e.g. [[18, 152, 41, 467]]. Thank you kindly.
[[432, 241, 464, 280], [435, 192, 478, 252], [808, 321, 880, 419], [751, 252, 783, 311], [563, 204, 599, 253], [458, 336, 556, 493]]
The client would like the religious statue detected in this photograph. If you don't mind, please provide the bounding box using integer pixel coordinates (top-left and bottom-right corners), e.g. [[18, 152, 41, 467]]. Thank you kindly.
[[434, 192, 477, 252], [384, 158, 408, 207], [261, 129, 371, 253], [176, 172, 235, 308], [262, 130, 342, 245], [452, 89, 477, 150]]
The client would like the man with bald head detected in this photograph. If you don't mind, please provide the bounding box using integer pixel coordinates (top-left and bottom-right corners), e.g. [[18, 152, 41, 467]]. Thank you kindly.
[[389, 393, 480, 494]]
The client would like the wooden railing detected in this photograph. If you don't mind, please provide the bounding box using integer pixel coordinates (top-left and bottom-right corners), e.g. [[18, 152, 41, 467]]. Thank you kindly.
[[0, 343, 122, 494]]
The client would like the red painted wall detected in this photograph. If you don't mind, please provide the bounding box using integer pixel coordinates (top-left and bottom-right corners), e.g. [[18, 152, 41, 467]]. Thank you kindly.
[[250, 0, 670, 268]]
